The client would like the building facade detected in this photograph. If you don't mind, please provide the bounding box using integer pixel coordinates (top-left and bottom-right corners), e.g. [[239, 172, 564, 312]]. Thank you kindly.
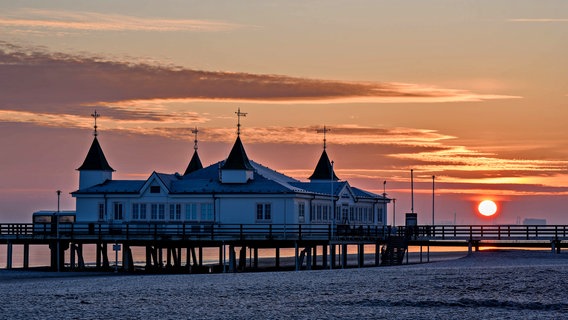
[[70, 116, 389, 228]]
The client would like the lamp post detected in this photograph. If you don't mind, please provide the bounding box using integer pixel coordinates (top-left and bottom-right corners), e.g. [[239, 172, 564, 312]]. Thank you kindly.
[[392, 198, 396, 226], [330, 160, 334, 270], [56, 190, 61, 272], [432, 176, 435, 226]]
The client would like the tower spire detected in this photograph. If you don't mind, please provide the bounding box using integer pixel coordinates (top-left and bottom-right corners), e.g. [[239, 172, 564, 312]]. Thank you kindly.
[[235, 107, 247, 136], [192, 127, 199, 151], [183, 126, 203, 176], [91, 110, 100, 137], [316, 125, 330, 150]]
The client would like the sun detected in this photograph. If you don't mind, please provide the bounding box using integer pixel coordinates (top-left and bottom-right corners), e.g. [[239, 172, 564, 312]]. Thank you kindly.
[[478, 200, 498, 217]]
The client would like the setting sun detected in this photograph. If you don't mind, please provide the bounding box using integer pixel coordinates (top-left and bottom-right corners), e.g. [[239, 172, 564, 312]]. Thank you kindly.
[[478, 200, 498, 217]]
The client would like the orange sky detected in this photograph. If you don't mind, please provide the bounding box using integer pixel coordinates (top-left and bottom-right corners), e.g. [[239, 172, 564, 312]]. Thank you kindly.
[[0, 1, 567, 224]]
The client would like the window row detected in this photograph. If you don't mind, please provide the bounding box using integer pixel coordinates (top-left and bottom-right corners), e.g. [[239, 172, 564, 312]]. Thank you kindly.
[[100, 203, 214, 222], [308, 204, 375, 224]]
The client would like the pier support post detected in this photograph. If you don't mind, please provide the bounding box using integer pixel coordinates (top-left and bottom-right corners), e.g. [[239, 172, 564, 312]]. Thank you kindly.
[[330, 244, 336, 268], [312, 246, 317, 268], [341, 244, 348, 268], [306, 247, 312, 270], [374, 242, 380, 267], [275, 247, 280, 269], [238, 246, 246, 271], [123, 244, 133, 272], [358, 244, 364, 268], [294, 242, 299, 271], [6, 241, 12, 270], [229, 245, 236, 273], [322, 244, 328, 268], [76, 243, 85, 269], [23, 243, 29, 269], [253, 247, 259, 269], [70, 243, 76, 269]]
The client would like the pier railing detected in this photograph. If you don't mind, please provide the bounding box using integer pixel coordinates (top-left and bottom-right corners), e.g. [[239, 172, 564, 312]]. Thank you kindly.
[[1, 223, 568, 242]]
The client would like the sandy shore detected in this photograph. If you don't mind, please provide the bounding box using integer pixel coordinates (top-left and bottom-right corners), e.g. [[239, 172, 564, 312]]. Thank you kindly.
[[1, 250, 567, 319]]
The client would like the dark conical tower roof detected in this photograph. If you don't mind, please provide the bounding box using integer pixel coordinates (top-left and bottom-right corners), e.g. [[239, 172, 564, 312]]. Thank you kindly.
[[77, 137, 114, 171], [222, 136, 254, 170], [308, 149, 339, 181], [183, 150, 203, 175]]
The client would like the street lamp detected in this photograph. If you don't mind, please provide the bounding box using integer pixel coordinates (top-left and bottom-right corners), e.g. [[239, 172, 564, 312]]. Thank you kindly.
[[432, 176, 435, 226], [329, 160, 334, 270], [56, 190, 61, 272]]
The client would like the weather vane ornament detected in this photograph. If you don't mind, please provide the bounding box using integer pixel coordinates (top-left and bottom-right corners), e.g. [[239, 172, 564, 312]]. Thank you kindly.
[[316, 125, 330, 150], [192, 127, 199, 151], [235, 107, 247, 136], [91, 110, 100, 137]]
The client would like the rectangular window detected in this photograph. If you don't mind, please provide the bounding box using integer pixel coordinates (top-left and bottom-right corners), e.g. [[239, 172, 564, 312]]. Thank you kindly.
[[151, 204, 158, 220], [264, 204, 271, 220], [169, 204, 175, 220], [323, 206, 328, 221], [150, 186, 160, 193], [200, 203, 213, 221], [175, 204, 181, 220], [140, 204, 147, 220], [113, 202, 123, 220], [316, 205, 322, 221], [298, 203, 305, 223], [158, 204, 165, 220], [98, 203, 105, 221], [132, 203, 139, 220], [186, 203, 197, 221], [256, 203, 272, 221]]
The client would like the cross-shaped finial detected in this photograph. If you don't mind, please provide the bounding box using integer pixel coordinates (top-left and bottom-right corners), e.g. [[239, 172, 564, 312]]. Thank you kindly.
[[91, 110, 100, 137], [316, 125, 330, 150], [235, 107, 247, 136], [191, 127, 199, 151]]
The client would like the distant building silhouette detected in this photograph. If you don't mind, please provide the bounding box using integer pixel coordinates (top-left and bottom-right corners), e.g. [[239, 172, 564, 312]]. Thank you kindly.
[[523, 218, 547, 225]]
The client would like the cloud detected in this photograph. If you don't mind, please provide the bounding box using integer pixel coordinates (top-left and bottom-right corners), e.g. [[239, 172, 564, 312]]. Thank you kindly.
[[508, 18, 568, 23], [0, 43, 519, 117], [0, 9, 244, 32]]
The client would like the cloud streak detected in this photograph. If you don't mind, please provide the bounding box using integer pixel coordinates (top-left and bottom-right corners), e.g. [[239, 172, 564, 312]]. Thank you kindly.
[[0, 9, 244, 32], [0, 43, 519, 117], [508, 18, 568, 23]]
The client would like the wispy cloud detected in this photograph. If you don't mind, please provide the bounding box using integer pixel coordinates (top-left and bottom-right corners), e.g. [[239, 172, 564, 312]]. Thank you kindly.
[[0, 9, 244, 32], [508, 18, 568, 23], [0, 43, 519, 117]]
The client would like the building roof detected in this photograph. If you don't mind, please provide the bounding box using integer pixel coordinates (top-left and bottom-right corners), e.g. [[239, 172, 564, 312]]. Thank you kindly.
[[74, 180, 144, 194], [221, 136, 254, 170], [183, 150, 203, 175], [308, 150, 339, 181], [77, 137, 114, 171], [74, 160, 387, 202]]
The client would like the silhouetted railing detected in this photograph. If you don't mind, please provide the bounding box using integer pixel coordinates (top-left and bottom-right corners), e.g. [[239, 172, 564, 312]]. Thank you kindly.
[[1, 223, 567, 242]]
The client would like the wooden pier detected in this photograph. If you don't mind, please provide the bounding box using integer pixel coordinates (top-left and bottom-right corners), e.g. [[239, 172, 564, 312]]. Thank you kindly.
[[0, 223, 566, 272]]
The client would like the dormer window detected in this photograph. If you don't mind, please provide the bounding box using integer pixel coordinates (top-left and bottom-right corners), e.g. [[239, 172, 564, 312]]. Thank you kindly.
[[150, 186, 161, 193]]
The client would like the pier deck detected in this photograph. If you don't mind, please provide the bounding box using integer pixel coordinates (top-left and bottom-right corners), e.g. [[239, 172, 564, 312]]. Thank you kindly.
[[1, 223, 566, 272]]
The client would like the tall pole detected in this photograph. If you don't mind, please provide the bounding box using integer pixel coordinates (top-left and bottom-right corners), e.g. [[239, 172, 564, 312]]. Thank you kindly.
[[57, 190, 61, 213], [392, 198, 396, 226], [330, 160, 334, 270], [56, 190, 61, 272], [411, 169, 414, 213], [432, 176, 435, 225]]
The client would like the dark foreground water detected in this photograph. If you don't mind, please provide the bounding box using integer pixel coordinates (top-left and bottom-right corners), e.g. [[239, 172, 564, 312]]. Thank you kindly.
[[0, 250, 567, 319]]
